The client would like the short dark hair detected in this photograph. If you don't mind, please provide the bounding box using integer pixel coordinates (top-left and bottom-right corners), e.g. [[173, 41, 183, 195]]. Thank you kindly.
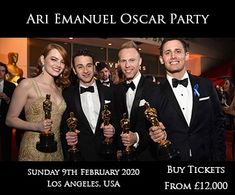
[[160, 38, 189, 55], [0, 62, 8, 74], [72, 49, 94, 68], [96, 61, 109, 72]]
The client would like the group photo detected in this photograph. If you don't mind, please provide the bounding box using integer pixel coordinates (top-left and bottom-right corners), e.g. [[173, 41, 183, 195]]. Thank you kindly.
[[0, 37, 234, 162]]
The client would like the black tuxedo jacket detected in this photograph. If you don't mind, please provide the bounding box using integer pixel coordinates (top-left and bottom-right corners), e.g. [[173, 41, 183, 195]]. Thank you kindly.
[[114, 75, 158, 161], [0, 80, 16, 161], [149, 74, 226, 161], [61, 80, 117, 161], [0, 80, 16, 121]]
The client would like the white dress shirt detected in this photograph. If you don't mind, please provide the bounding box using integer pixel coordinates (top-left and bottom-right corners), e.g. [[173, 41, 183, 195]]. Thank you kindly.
[[80, 82, 100, 134], [126, 72, 141, 119], [167, 72, 193, 126], [100, 79, 110, 87], [167, 72, 193, 157], [125, 72, 141, 147]]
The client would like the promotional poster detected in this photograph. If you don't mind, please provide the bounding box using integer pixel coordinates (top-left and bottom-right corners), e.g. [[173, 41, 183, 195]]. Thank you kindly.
[[0, 5, 234, 194]]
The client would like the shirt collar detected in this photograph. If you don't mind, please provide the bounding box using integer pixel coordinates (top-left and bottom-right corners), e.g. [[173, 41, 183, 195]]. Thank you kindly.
[[127, 71, 141, 88], [100, 79, 110, 83], [167, 71, 189, 88], [80, 80, 96, 88]]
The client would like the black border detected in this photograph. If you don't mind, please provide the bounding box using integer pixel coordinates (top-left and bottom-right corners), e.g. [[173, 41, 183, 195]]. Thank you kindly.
[[1, 6, 234, 194]]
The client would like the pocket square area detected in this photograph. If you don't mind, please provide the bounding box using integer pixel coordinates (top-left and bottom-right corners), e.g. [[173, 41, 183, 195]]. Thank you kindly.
[[199, 96, 210, 101], [105, 100, 111, 104], [139, 99, 147, 107]]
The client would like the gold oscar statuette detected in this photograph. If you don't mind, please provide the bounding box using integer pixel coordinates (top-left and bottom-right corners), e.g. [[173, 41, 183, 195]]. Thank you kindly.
[[120, 113, 135, 161], [144, 102, 180, 161], [36, 94, 57, 153], [66, 112, 82, 161], [100, 105, 115, 159]]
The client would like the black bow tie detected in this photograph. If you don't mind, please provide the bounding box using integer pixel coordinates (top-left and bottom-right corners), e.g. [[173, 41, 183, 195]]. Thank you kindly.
[[102, 80, 110, 86], [80, 86, 94, 94], [125, 81, 136, 92], [172, 78, 188, 88]]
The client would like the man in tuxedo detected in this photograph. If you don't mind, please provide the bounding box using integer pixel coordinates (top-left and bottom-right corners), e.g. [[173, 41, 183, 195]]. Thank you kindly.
[[61, 50, 117, 161], [96, 61, 112, 87], [149, 38, 225, 161], [115, 41, 165, 161], [0, 62, 16, 161]]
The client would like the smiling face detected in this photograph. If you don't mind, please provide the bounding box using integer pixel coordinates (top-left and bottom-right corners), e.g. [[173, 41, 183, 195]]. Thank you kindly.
[[118, 47, 142, 81], [41, 48, 65, 77], [159, 40, 189, 78], [73, 55, 95, 86]]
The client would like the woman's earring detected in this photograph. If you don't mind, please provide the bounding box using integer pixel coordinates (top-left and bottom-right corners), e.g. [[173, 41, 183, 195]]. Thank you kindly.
[[60, 73, 63, 78]]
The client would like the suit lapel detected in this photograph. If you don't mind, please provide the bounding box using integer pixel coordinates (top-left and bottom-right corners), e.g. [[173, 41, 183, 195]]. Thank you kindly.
[[130, 76, 144, 125], [120, 82, 128, 115], [74, 83, 94, 135], [95, 81, 104, 134], [161, 78, 186, 122], [97, 81, 105, 112], [189, 75, 200, 127]]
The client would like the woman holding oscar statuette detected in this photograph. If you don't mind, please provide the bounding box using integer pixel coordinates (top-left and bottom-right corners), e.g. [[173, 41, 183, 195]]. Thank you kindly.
[[6, 43, 70, 161]]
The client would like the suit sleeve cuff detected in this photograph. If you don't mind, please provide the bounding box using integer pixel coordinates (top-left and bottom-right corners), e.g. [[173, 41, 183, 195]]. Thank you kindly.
[[133, 132, 139, 148]]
